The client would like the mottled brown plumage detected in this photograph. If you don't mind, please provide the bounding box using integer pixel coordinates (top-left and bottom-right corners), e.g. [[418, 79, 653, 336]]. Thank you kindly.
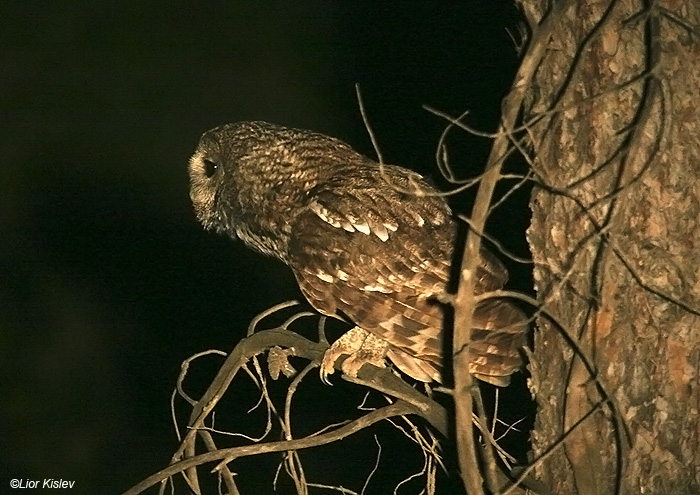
[[188, 121, 526, 386]]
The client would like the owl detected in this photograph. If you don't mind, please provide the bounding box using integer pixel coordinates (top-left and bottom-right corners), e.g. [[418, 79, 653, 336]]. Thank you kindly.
[[188, 121, 526, 386]]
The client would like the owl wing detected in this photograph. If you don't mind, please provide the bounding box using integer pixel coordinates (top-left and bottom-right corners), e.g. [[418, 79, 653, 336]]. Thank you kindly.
[[287, 180, 525, 385]]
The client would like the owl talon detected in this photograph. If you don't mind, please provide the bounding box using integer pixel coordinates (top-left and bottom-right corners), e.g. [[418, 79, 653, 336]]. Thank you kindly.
[[319, 353, 338, 385], [318, 327, 389, 385]]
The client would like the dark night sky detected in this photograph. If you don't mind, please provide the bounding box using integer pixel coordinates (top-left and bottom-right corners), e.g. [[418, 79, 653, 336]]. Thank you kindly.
[[1, 2, 532, 493]]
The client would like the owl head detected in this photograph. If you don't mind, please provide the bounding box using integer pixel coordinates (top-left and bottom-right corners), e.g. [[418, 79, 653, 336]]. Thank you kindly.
[[188, 121, 358, 258]]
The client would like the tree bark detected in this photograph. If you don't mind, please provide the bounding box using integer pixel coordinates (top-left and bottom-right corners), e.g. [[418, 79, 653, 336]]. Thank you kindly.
[[520, 1, 700, 494]]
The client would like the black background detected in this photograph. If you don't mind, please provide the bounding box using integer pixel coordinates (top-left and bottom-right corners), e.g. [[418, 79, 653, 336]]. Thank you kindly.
[[1, 2, 533, 493]]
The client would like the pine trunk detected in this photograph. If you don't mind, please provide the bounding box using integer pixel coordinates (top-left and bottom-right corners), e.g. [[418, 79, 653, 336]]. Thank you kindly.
[[519, 1, 700, 493]]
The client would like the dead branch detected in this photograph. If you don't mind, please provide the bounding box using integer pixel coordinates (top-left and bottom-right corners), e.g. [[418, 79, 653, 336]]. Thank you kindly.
[[125, 316, 454, 495], [124, 401, 416, 495]]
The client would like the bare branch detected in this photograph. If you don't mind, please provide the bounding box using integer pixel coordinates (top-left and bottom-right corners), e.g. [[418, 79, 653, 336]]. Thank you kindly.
[[451, 1, 567, 492], [123, 401, 416, 495]]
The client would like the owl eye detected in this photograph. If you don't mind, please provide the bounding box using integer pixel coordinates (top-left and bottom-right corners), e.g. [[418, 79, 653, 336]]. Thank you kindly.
[[203, 159, 218, 178]]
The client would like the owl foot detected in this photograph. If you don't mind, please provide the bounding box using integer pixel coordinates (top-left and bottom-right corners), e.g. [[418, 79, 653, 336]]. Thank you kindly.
[[320, 327, 389, 385]]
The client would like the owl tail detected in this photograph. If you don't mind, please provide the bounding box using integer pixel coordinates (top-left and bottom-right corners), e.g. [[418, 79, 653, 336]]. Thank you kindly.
[[467, 299, 528, 387]]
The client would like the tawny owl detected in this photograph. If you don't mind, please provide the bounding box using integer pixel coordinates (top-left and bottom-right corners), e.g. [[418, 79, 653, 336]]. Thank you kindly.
[[188, 121, 526, 386]]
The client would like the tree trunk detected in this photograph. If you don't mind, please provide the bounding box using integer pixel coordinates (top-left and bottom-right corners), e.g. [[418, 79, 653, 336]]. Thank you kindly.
[[520, 1, 700, 493]]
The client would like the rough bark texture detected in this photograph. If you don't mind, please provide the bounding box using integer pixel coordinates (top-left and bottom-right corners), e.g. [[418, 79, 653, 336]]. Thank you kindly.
[[519, 1, 700, 494]]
